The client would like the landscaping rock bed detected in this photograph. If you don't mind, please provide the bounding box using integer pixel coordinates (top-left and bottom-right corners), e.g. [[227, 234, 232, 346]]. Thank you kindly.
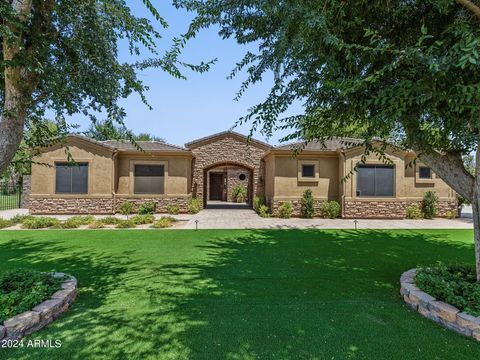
[[0, 273, 77, 341], [400, 268, 480, 341]]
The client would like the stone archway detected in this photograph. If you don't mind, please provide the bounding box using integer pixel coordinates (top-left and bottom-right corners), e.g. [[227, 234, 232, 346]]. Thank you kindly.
[[203, 162, 254, 207], [186, 131, 271, 208]]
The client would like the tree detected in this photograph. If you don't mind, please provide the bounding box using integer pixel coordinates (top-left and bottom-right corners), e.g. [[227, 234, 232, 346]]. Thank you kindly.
[[85, 120, 166, 143], [0, 1, 208, 175], [177, 1, 480, 279]]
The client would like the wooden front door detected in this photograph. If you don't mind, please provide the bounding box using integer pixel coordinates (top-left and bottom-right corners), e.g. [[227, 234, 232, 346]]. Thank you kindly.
[[209, 173, 224, 201]]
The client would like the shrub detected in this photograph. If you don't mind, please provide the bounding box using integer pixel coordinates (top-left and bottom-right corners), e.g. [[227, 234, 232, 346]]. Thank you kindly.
[[119, 201, 134, 218], [416, 264, 480, 316], [406, 205, 422, 219], [58, 215, 96, 229], [138, 201, 156, 215], [320, 201, 340, 219], [88, 220, 105, 229], [10, 214, 34, 224], [0, 218, 14, 229], [58, 218, 81, 229], [278, 202, 293, 219], [22, 217, 60, 229], [0, 269, 63, 322], [68, 215, 95, 225], [188, 198, 202, 214], [116, 220, 136, 229], [258, 204, 270, 218], [445, 210, 457, 219], [151, 216, 177, 228], [167, 204, 180, 215], [253, 196, 265, 212], [131, 214, 155, 225], [300, 189, 315, 218], [99, 216, 120, 225], [422, 191, 438, 219], [233, 185, 247, 203]]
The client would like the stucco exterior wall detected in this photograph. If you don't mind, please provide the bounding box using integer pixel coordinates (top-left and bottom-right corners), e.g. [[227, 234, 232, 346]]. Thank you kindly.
[[116, 154, 191, 195], [264, 156, 275, 202], [29, 139, 115, 214], [271, 155, 340, 201], [31, 141, 114, 196], [341, 147, 456, 218]]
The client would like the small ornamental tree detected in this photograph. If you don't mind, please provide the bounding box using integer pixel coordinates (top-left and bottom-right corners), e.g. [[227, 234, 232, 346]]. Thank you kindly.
[[178, 0, 480, 280], [300, 189, 315, 219], [422, 191, 439, 219]]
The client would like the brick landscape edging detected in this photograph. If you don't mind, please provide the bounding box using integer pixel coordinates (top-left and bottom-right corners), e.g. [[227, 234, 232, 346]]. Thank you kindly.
[[0, 273, 77, 341], [400, 269, 480, 340]]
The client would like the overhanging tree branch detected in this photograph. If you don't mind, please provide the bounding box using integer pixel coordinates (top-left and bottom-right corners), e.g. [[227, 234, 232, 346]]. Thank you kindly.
[[456, 0, 480, 19]]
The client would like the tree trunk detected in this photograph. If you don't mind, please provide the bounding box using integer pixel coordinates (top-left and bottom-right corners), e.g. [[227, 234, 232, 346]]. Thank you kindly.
[[0, 0, 34, 175], [473, 147, 480, 282], [0, 91, 28, 176]]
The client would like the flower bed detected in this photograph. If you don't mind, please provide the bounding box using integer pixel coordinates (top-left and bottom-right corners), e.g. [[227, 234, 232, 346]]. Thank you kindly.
[[400, 268, 480, 341], [0, 272, 77, 341]]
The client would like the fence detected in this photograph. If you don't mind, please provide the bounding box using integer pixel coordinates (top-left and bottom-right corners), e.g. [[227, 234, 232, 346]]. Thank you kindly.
[[0, 181, 22, 211]]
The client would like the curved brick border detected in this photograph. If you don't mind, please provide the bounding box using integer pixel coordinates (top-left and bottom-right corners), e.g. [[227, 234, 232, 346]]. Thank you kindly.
[[0, 272, 77, 341], [400, 268, 480, 340]]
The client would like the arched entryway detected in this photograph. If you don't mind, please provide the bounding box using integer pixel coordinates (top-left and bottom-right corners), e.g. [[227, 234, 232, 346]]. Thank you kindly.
[[203, 162, 254, 208]]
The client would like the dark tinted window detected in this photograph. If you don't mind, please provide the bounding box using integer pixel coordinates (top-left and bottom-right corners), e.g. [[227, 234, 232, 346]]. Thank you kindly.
[[302, 164, 315, 178], [356, 165, 394, 197], [134, 165, 164, 194], [55, 163, 88, 194], [419, 166, 431, 179]]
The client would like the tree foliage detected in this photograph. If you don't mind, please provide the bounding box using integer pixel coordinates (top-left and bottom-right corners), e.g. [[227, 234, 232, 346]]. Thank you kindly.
[[176, 0, 479, 194], [85, 120, 166, 143], [0, 0, 211, 174], [175, 0, 480, 279]]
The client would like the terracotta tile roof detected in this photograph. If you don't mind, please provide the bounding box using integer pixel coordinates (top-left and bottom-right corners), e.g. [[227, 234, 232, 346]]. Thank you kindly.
[[274, 138, 364, 151]]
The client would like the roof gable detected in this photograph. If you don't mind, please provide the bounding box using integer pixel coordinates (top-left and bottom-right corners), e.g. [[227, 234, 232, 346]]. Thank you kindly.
[[185, 131, 272, 150]]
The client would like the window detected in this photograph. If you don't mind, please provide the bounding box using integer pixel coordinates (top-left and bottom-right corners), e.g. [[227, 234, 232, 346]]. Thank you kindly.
[[356, 164, 395, 197], [302, 164, 315, 178], [239, 174, 246, 181], [55, 163, 88, 194], [419, 166, 432, 179], [134, 165, 164, 194]]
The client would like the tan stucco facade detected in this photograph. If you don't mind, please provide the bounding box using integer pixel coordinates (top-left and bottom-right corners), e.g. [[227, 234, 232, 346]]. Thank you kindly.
[[28, 132, 457, 217]]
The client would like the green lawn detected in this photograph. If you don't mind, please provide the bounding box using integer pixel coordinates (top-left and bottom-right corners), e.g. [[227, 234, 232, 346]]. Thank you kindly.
[[0, 229, 479, 359]]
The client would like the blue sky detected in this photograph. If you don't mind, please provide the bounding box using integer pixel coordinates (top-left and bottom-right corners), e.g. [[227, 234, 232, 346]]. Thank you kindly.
[[69, 2, 303, 147]]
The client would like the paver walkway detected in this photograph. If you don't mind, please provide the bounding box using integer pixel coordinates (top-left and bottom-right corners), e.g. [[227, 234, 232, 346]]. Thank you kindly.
[[184, 208, 473, 230], [0, 207, 474, 230]]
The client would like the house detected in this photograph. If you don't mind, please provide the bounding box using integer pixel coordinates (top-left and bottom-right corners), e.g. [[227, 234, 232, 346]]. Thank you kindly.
[[27, 131, 457, 218]]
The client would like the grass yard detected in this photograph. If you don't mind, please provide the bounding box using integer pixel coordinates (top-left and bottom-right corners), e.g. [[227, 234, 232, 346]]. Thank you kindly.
[[0, 229, 479, 359]]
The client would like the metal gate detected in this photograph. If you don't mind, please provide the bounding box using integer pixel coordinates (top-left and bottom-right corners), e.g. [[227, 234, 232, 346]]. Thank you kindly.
[[0, 181, 22, 211]]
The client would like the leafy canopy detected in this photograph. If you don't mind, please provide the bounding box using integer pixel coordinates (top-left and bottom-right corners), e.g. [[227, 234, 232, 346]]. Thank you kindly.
[[175, 0, 480, 156], [85, 120, 166, 142], [0, 0, 210, 143]]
